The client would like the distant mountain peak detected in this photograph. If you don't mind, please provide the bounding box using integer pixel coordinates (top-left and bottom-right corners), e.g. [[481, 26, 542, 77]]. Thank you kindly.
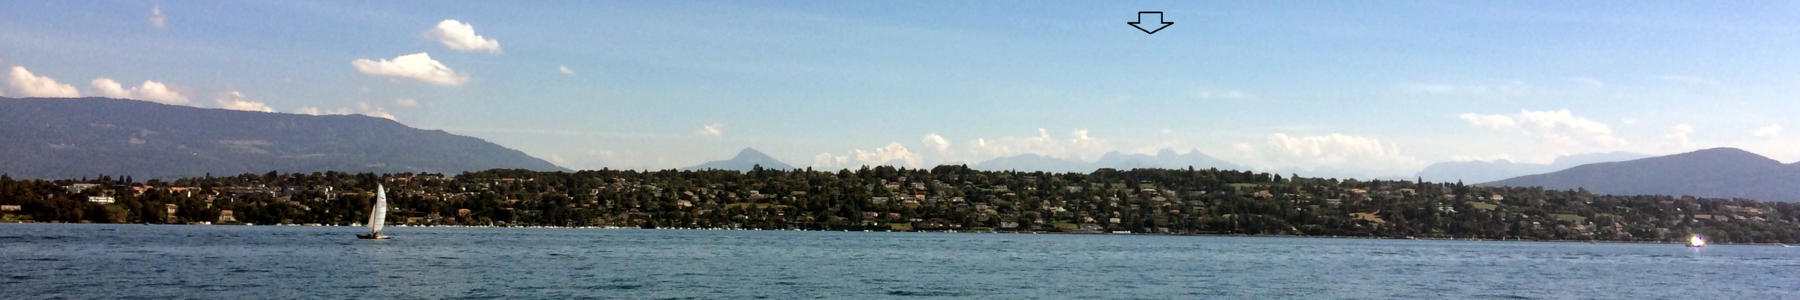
[[683, 147, 795, 171], [733, 147, 775, 160]]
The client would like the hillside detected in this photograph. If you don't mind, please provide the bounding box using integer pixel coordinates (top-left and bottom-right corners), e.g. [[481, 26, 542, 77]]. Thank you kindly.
[[1482, 148, 1800, 202], [0, 97, 568, 179]]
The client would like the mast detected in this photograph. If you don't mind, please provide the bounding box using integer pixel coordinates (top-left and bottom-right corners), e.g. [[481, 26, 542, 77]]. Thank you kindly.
[[368, 184, 387, 234]]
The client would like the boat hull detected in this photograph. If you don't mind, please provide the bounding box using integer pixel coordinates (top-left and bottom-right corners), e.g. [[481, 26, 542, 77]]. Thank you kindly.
[[356, 234, 390, 240]]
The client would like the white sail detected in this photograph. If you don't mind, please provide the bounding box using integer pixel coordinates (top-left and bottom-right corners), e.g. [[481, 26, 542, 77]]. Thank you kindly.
[[367, 184, 387, 234]]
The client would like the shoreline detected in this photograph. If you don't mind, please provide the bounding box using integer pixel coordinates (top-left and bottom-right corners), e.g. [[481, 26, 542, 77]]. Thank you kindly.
[[5, 222, 1782, 247]]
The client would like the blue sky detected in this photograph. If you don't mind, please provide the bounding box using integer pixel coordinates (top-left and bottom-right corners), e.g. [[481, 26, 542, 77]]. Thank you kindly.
[[4, 1, 1799, 178]]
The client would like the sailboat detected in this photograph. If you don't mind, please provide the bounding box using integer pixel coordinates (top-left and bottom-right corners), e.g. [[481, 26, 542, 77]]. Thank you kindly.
[[356, 184, 391, 239], [1686, 234, 1705, 248]]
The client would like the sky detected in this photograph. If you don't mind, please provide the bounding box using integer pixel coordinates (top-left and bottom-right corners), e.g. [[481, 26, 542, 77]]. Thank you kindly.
[[4, 1, 1800, 178]]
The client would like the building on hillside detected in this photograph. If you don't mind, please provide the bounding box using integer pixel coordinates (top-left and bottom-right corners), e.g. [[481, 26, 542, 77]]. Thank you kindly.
[[87, 196, 115, 204], [65, 183, 101, 194]]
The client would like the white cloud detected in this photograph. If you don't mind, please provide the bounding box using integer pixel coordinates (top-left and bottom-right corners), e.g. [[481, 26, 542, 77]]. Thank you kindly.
[[90, 78, 189, 105], [922, 133, 950, 152], [150, 5, 166, 29], [7, 66, 79, 97], [1461, 110, 1625, 147], [214, 90, 274, 112], [292, 103, 392, 120], [394, 98, 418, 107], [1267, 133, 1407, 164], [558, 66, 574, 74], [953, 128, 1111, 163], [812, 153, 839, 169], [424, 20, 501, 53], [694, 123, 723, 137], [351, 52, 469, 86], [856, 143, 924, 167], [1754, 124, 1782, 138], [1665, 124, 1695, 150], [1458, 113, 1517, 130], [815, 143, 925, 169], [1258, 133, 1423, 178], [355, 102, 394, 120]]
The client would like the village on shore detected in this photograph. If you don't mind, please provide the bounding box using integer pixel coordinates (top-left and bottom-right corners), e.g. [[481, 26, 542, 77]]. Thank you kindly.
[[4, 166, 1797, 245]]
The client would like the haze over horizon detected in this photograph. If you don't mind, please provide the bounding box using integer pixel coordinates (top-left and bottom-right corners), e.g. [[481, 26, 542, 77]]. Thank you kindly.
[[6, 1, 1800, 178]]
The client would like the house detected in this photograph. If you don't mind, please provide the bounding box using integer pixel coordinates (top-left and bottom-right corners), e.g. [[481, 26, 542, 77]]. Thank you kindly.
[[1067, 186, 1085, 193], [1490, 194, 1505, 201], [1252, 190, 1274, 198], [1397, 188, 1416, 196], [0, 205, 20, 212], [218, 210, 237, 223], [65, 183, 102, 194], [871, 197, 890, 204], [88, 196, 115, 204], [1325, 198, 1342, 206]]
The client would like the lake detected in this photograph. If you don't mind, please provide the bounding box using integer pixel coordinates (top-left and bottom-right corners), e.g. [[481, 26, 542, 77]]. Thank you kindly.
[[3, 224, 1795, 299]]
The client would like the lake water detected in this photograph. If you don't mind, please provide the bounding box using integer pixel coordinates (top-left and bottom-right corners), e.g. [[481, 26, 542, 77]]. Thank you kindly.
[[3, 224, 1795, 299]]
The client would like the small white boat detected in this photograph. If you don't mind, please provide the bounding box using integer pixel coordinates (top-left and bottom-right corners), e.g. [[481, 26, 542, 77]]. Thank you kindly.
[[1687, 234, 1705, 248], [357, 184, 391, 240]]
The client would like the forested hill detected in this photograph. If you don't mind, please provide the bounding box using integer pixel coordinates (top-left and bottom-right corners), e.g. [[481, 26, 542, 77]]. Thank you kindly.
[[0, 97, 568, 179], [1483, 148, 1800, 202], [6, 166, 1798, 244]]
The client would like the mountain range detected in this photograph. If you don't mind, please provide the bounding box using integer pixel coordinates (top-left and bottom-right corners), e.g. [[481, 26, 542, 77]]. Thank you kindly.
[[0, 97, 567, 180], [1415, 152, 1652, 183], [1483, 148, 1800, 202]]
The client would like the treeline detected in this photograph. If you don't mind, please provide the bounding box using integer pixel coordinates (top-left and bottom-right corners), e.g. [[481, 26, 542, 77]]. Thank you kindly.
[[3, 165, 1798, 244]]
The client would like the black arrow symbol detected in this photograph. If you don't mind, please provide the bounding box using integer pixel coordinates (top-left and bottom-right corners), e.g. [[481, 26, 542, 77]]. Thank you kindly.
[[1128, 11, 1172, 34]]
